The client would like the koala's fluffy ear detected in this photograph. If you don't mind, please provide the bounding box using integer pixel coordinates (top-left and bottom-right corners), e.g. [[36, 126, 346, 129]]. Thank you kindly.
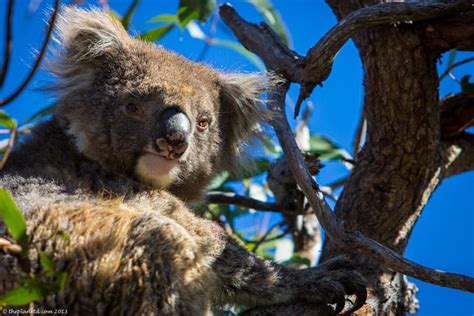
[[49, 7, 129, 86], [218, 73, 275, 172], [218, 73, 271, 145]]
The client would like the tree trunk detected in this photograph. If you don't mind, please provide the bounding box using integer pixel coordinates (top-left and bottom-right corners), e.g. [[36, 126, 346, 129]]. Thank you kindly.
[[320, 0, 446, 314]]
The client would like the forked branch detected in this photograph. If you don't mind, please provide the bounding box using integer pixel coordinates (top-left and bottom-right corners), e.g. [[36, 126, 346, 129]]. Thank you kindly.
[[220, 2, 474, 117]]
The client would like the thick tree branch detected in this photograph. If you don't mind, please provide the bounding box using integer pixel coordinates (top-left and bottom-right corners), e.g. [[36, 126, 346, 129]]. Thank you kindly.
[[0, 0, 59, 107], [443, 133, 474, 178], [424, 14, 474, 52], [440, 93, 474, 139]]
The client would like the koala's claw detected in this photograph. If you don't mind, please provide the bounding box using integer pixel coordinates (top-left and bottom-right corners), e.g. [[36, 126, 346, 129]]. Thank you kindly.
[[301, 258, 368, 314]]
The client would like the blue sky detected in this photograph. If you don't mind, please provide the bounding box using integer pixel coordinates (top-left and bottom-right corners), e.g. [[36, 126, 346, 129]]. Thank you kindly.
[[1, 0, 473, 314]]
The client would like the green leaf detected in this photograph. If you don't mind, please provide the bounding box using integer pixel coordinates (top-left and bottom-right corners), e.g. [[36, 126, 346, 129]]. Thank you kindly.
[[0, 285, 46, 306], [0, 111, 16, 130], [0, 189, 27, 250], [308, 135, 352, 161], [207, 171, 229, 190], [178, 0, 216, 24], [247, 0, 291, 47], [461, 75, 474, 95], [209, 38, 265, 70], [39, 252, 55, 278], [24, 103, 56, 124], [121, 0, 140, 30], [148, 14, 179, 24], [139, 24, 175, 42]]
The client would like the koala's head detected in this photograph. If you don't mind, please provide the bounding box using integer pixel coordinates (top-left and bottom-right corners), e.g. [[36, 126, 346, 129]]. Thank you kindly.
[[49, 7, 271, 202]]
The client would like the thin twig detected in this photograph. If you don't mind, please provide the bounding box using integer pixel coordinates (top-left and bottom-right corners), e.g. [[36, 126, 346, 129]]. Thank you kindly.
[[0, 0, 59, 107], [0, 122, 17, 170], [439, 56, 474, 81], [0, 0, 14, 87], [243, 229, 289, 244], [252, 221, 285, 252]]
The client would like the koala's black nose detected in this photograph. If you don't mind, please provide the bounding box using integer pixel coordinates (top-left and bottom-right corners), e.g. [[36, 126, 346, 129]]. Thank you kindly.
[[155, 108, 190, 160]]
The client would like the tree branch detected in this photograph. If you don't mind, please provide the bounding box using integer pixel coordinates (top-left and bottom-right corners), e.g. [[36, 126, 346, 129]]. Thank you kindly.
[[206, 191, 302, 214], [219, 4, 305, 83], [299, 2, 474, 116], [424, 13, 474, 52], [0, 0, 14, 87], [0, 0, 59, 107], [443, 133, 474, 178], [440, 93, 474, 139]]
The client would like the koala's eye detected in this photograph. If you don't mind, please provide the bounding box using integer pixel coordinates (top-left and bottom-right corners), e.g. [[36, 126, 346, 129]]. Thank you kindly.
[[197, 116, 210, 131], [125, 102, 139, 114]]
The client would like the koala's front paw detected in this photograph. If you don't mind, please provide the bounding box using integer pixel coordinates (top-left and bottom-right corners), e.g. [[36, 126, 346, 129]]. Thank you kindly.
[[299, 257, 367, 314]]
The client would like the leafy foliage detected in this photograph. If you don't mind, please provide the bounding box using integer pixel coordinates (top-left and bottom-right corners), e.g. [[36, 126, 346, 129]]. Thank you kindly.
[[0, 190, 67, 308]]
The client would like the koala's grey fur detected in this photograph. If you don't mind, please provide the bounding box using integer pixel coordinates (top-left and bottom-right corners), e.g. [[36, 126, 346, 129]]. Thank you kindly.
[[0, 7, 365, 315]]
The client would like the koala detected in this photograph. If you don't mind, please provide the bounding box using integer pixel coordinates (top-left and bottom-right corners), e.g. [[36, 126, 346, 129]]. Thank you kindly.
[[0, 7, 366, 315]]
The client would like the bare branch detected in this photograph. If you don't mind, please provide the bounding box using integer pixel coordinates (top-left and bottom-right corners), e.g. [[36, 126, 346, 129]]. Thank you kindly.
[[0, 0, 14, 87], [206, 191, 300, 214], [0, 0, 59, 107], [219, 4, 304, 83], [443, 133, 474, 178], [0, 123, 16, 170], [440, 94, 474, 139]]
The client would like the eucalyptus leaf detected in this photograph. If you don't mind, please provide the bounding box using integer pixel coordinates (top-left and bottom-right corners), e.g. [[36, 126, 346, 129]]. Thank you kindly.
[[39, 252, 55, 278], [178, 0, 216, 23], [0, 189, 27, 250], [308, 135, 352, 162], [0, 111, 16, 130], [148, 14, 179, 24], [0, 285, 46, 306]]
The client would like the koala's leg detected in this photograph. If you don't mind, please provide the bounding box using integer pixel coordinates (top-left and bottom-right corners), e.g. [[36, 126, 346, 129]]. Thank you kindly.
[[150, 196, 366, 313]]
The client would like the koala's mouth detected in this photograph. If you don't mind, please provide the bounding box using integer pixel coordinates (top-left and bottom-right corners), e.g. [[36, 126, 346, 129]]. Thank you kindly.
[[135, 149, 180, 188]]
